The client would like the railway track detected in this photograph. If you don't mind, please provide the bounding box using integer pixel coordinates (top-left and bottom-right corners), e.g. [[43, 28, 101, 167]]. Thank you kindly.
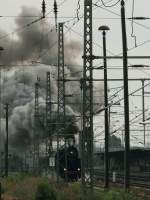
[[94, 170, 150, 188]]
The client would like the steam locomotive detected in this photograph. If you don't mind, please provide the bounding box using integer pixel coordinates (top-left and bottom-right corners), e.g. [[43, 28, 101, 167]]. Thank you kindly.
[[55, 143, 81, 181]]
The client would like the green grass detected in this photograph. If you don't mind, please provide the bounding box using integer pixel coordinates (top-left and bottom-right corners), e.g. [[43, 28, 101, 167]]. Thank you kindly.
[[34, 180, 57, 200], [1, 174, 148, 200]]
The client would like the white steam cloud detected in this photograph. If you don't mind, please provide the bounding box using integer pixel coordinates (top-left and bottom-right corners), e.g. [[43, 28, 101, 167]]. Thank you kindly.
[[0, 7, 104, 153]]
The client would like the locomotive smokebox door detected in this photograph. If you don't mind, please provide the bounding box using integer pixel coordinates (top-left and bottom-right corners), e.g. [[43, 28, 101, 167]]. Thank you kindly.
[[67, 137, 75, 147], [49, 157, 55, 167]]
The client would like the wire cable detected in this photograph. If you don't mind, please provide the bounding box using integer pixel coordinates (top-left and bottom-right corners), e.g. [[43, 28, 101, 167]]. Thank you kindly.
[[0, 0, 69, 42], [76, 0, 81, 21], [93, 3, 150, 32], [0, 17, 44, 41], [100, 0, 121, 7]]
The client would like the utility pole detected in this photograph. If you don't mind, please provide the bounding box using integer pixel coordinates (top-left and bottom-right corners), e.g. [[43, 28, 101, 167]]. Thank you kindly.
[[0, 47, 4, 173], [141, 80, 145, 146], [82, 0, 93, 191], [0, 70, 1, 172], [99, 25, 110, 189], [0, 70, 1, 148], [46, 72, 52, 167], [121, 0, 130, 190], [57, 23, 67, 182], [5, 103, 9, 177]]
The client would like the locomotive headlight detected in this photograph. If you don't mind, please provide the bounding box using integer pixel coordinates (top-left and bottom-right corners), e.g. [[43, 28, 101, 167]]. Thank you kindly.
[[64, 168, 67, 171], [77, 168, 80, 171]]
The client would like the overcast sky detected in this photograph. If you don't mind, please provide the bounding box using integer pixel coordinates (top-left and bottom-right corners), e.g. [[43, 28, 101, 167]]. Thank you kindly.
[[0, 0, 150, 64], [0, 0, 150, 72]]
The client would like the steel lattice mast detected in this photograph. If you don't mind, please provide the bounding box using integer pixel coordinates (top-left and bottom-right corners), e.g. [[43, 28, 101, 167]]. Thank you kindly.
[[35, 81, 40, 122], [34, 78, 40, 171], [82, 0, 94, 189], [57, 23, 65, 119], [46, 72, 52, 155], [56, 23, 66, 181]]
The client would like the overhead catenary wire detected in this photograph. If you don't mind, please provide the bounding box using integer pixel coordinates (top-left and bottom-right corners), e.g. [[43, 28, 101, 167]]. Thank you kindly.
[[0, 0, 139, 70], [0, 0, 149, 172], [94, 95, 150, 140], [93, 2, 150, 32], [100, 0, 121, 7], [95, 109, 150, 145], [91, 4, 150, 79], [111, 110, 150, 143], [1, 0, 150, 136], [96, 81, 150, 114], [0, 17, 44, 41], [0, 0, 149, 59], [64, 24, 116, 56], [0, 0, 69, 42], [0, 16, 141, 20]]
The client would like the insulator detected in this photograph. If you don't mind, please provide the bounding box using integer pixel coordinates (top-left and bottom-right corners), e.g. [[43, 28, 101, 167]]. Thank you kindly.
[[42, 0, 46, 18], [128, 17, 150, 20], [55, 23, 58, 32], [37, 76, 40, 82], [54, 0, 58, 13]]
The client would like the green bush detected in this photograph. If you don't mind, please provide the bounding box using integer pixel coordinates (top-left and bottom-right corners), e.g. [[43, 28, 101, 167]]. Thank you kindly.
[[35, 181, 57, 200], [0, 182, 5, 194], [103, 190, 120, 200], [103, 189, 142, 200]]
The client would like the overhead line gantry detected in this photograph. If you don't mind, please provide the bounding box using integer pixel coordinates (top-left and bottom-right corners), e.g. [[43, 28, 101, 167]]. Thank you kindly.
[[81, 0, 94, 191], [46, 72, 52, 157], [57, 22, 67, 182]]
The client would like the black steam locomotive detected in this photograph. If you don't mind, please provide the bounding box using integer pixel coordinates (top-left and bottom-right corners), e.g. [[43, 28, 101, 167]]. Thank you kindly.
[[55, 144, 81, 181]]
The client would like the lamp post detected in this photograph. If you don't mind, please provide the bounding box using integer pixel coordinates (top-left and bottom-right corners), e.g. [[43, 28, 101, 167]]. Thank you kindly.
[[98, 25, 110, 189]]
